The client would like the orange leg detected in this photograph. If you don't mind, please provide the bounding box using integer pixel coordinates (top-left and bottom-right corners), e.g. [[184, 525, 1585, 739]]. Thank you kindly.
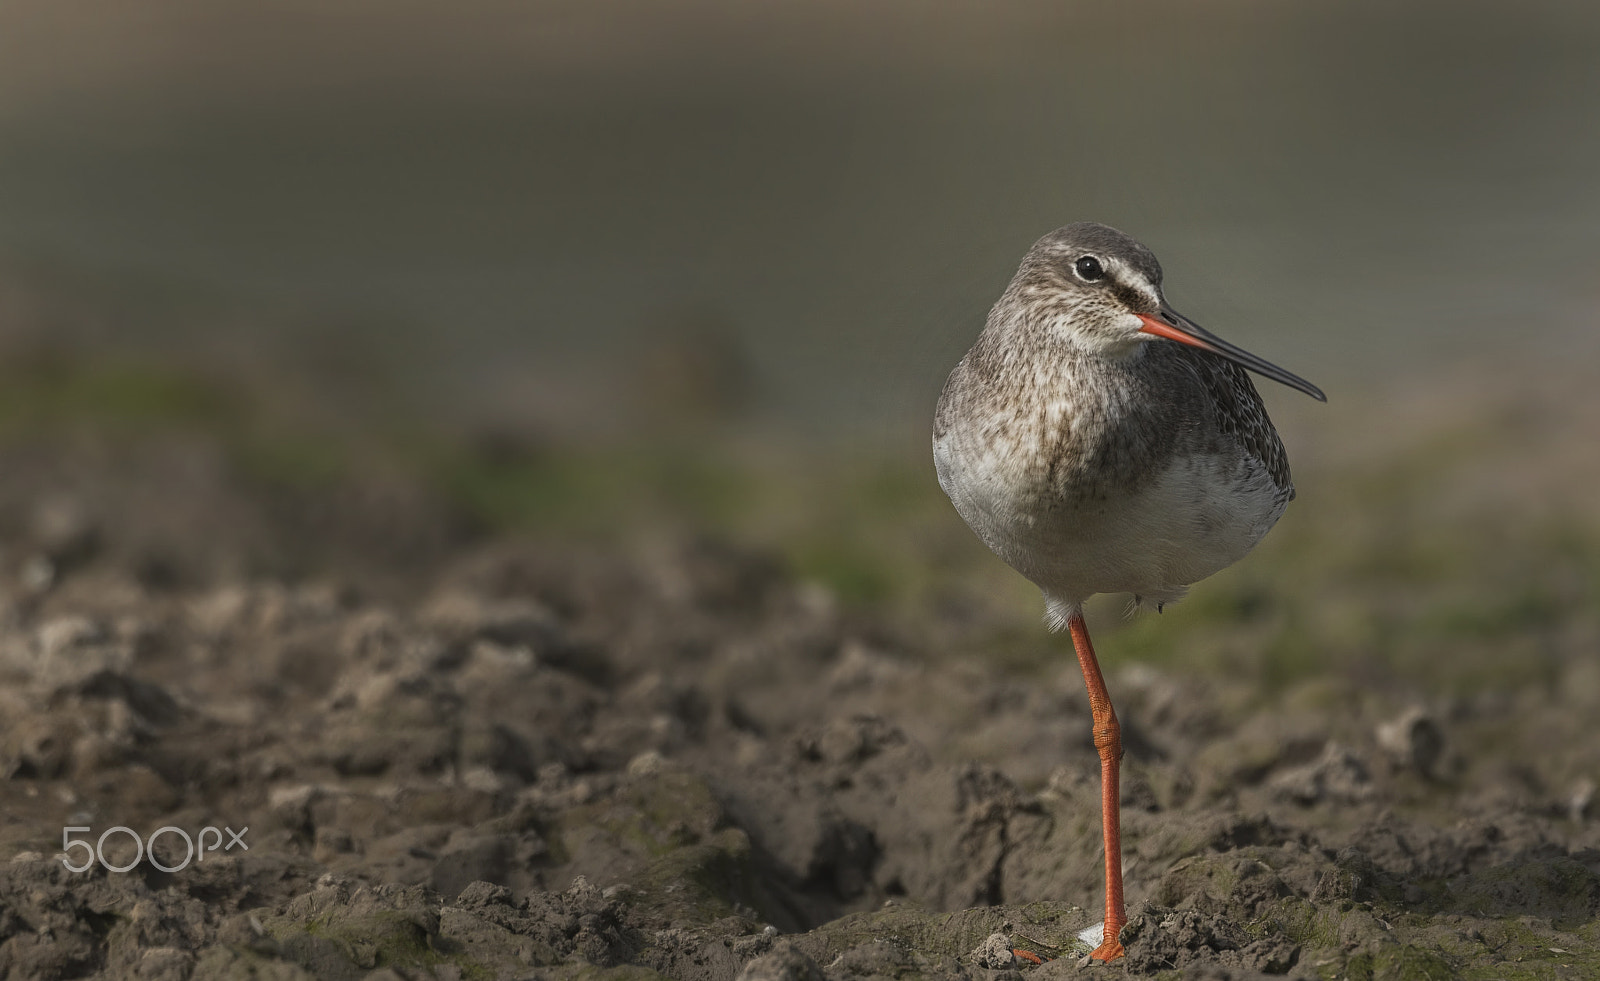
[[1067, 612, 1126, 962]]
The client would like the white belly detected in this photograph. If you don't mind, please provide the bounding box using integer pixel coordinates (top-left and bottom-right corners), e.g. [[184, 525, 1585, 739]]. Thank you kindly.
[[934, 429, 1286, 615]]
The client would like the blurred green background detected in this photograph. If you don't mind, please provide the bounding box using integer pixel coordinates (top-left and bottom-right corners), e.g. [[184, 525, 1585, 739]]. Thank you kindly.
[[1, 0, 1597, 689], [4, 0, 1599, 431]]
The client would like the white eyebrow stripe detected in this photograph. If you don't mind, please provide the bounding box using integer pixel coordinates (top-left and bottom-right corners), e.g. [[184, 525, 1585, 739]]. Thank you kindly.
[[1107, 258, 1161, 307]]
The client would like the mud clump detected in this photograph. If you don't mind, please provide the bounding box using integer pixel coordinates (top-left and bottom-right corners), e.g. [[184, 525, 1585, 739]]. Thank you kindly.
[[0, 431, 1599, 980]]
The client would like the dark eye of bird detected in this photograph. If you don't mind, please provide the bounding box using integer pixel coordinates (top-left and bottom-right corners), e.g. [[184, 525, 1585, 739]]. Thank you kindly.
[[1074, 255, 1105, 281]]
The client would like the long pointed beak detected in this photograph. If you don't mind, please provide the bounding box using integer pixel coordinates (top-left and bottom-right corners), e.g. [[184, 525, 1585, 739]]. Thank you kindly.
[[1137, 305, 1326, 402]]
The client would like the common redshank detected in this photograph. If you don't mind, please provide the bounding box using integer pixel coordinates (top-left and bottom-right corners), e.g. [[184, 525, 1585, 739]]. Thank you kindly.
[[933, 222, 1324, 961]]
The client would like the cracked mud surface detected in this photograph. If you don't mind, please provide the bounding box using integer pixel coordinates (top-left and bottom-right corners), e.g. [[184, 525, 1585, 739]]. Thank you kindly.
[[0, 360, 1598, 980]]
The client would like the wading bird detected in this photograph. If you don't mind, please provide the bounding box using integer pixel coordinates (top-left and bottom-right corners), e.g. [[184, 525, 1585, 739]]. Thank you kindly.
[[933, 222, 1324, 961]]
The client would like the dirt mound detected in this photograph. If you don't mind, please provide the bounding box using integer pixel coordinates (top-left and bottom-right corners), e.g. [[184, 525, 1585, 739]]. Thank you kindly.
[[0, 380, 1598, 979]]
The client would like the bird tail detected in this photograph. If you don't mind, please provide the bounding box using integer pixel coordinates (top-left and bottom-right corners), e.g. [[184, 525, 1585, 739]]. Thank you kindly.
[[1128, 587, 1188, 616]]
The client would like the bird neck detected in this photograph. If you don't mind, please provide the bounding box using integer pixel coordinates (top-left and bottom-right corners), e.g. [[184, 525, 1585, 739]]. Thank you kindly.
[[973, 302, 1151, 383]]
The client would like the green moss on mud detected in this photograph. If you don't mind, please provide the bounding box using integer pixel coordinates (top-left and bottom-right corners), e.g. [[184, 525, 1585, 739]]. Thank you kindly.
[[557, 770, 724, 861], [264, 908, 492, 981], [793, 903, 1094, 967], [569, 966, 674, 981]]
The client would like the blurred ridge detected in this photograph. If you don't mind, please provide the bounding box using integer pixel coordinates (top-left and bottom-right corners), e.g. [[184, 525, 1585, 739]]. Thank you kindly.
[[1, 0, 1598, 442]]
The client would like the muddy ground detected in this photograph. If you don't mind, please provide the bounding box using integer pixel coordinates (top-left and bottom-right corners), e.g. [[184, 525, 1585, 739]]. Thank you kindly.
[[0, 357, 1597, 980]]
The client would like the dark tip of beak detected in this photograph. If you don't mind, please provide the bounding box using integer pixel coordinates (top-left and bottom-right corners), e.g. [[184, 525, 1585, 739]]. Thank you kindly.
[[1138, 308, 1326, 402]]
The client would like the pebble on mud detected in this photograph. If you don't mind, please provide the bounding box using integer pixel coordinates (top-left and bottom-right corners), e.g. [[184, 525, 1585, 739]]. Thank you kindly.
[[969, 932, 1017, 969], [1566, 777, 1595, 823], [1375, 705, 1444, 778], [1267, 741, 1374, 805], [735, 943, 826, 981]]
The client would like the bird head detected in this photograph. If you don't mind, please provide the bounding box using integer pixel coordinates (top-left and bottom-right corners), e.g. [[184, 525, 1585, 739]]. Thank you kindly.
[[1017, 222, 1326, 401]]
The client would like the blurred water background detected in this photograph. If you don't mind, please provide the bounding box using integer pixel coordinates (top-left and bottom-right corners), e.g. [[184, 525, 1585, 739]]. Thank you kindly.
[[3, 0, 1598, 445]]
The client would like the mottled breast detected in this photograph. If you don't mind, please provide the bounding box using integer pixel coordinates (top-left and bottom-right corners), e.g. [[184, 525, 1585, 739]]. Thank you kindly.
[[934, 339, 1293, 604]]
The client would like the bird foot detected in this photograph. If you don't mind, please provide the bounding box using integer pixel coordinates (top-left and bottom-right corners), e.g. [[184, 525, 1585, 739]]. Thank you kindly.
[[1088, 939, 1125, 962]]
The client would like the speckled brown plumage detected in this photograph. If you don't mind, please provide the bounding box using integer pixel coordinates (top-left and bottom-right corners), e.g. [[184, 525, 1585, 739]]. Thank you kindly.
[[936, 324, 1291, 504], [933, 222, 1320, 620]]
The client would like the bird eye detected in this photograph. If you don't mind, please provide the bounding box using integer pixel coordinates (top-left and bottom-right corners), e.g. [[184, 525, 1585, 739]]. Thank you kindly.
[[1074, 255, 1105, 281]]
